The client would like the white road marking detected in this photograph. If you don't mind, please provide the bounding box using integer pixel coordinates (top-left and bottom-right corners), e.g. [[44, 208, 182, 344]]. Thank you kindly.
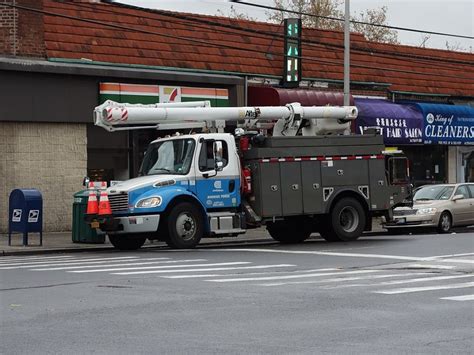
[[32, 259, 207, 271], [374, 281, 474, 294], [259, 272, 432, 287], [440, 294, 474, 301], [204, 248, 433, 261], [70, 261, 252, 273], [435, 259, 474, 265], [323, 274, 474, 289], [163, 268, 337, 279], [203, 248, 474, 265], [113, 264, 295, 275], [0, 256, 141, 269], [425, 252, 474, 259], [207, 269, 382, 283]]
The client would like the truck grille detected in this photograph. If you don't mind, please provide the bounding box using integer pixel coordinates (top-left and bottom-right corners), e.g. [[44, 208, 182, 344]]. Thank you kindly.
[[394, 209, 417, 216], [108, 193, 129, 212]]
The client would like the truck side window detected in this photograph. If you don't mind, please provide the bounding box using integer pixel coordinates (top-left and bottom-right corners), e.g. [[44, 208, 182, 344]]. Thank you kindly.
[[199, 140, 228, 172]]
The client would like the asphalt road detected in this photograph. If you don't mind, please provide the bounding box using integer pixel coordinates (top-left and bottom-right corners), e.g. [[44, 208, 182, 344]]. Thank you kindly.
[[1, 231, 473, 354]]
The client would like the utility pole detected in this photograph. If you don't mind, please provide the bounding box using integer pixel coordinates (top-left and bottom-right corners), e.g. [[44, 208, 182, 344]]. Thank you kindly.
[[344, 0, 350, 106]]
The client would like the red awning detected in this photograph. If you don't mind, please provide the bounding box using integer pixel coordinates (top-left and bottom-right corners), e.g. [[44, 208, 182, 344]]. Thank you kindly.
[[248, 86, 354, 106]]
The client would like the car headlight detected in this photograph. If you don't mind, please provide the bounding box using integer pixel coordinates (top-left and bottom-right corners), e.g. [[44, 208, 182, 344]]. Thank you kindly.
[[416, 207, 437, 215], [135, 196, 162, 208]]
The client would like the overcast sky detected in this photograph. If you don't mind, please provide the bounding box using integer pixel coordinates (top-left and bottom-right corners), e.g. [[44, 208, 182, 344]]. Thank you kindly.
[[116, 0, 473, 51]]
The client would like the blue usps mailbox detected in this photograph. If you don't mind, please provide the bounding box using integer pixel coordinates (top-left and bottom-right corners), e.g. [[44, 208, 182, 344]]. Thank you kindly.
[[8, 189, 43, 246]]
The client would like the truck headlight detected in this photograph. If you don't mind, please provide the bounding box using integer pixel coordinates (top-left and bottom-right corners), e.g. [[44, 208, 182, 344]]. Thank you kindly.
[[135, 196, 162, 208], [416, 207, 437, 215]]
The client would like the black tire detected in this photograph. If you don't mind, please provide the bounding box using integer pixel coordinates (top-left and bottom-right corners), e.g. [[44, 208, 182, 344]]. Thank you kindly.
[[326, 197, 366, 242], [318, 219, 340, 242], [267, 220, 311, 244], [108, 234, 146, 250], [166, 202, 203, 249], [437, 211, 452, 233]]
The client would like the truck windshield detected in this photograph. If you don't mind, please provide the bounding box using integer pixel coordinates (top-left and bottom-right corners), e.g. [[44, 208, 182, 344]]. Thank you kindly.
[[140, 138, 195, 176]]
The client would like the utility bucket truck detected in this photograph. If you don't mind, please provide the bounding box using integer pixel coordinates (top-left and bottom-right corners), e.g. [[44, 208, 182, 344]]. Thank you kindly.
[[89, 100, 411, 250]]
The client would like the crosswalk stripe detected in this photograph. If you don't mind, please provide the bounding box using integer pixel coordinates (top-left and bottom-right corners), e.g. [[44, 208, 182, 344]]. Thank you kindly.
[[0, 256, 141, 269], [0, 255, 73, 264], [437, 259, 474, 265], [33, 259, 207, 271], [113, 264, 295, 275], [163, 268, 337, 279], [440, 294, 474, 301], [319, 274, 474, 290], [206, 269, 382, 283], [374, 281, 474, 294], [259, 272, 432, 287], [70, 261, 252, 273]]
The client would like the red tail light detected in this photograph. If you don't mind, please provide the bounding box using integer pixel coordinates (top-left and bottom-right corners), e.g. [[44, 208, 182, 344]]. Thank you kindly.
[[242, 167, 252, 195]]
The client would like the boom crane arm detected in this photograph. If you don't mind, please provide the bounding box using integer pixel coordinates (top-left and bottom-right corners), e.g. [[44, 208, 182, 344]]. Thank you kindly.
[[94, 100, 358, 136]]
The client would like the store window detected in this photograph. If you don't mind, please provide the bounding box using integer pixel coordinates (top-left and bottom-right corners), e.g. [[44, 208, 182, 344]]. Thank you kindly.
[[401, 145, 448, 187]]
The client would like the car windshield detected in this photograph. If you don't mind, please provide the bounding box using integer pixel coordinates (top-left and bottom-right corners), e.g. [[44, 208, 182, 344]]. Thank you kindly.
[[140, 138, 195, 176], [413, 185, 454, 201]]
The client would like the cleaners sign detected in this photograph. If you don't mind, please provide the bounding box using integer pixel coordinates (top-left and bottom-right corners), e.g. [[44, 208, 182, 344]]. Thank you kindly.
[[418, 104, 474, 146]]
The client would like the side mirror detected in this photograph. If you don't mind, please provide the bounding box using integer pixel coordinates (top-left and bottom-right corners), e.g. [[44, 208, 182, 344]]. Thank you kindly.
[[83, 176, 90, 187], [452, 194, 464, 201]]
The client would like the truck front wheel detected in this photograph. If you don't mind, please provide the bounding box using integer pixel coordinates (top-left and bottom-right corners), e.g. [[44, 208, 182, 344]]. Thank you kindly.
[[321, 198, 366, 242], [166, 202, 203, 249], [108, 234, 147, 250]]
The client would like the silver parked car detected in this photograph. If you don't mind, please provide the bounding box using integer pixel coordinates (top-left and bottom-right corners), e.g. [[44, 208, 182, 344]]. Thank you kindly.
[[385, 183, 474, 233]]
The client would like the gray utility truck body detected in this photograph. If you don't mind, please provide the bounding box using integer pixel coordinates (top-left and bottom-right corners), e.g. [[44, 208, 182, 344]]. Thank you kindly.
[[244, 135, 404, 220]]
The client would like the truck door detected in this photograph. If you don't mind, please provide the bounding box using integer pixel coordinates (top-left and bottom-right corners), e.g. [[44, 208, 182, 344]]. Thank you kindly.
[[195, 139, 241, 209]]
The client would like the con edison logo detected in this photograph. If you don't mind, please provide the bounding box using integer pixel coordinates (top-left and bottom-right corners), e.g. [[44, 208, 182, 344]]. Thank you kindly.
[[426, 113, 435, 124]]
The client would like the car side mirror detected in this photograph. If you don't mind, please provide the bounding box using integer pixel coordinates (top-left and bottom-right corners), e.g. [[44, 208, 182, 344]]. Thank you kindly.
[[452, 194, 464, 201]]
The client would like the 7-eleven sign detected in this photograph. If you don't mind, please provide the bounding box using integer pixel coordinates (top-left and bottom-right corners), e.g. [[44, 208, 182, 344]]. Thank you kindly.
[[160, 87, 181, 103]]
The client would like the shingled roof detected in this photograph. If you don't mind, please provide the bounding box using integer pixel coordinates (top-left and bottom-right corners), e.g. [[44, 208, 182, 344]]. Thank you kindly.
[[41, 0, 474, 97]]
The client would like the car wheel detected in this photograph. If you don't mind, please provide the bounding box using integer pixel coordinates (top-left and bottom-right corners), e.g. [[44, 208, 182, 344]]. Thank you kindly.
[[437, 212, 452, 233]]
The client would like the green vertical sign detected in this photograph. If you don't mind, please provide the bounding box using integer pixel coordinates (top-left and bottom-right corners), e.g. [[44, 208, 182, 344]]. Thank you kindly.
[[282, 18, 302, 88]]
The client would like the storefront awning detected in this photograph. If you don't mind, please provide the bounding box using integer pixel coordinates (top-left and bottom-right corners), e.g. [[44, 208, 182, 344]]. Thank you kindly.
[[355, 98, 423, 145], [248, 86, 354, 106], [414, 103, 474, 146]]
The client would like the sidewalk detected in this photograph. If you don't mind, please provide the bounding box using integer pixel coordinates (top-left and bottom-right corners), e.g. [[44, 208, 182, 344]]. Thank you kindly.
[[1, 219, 387, 256]]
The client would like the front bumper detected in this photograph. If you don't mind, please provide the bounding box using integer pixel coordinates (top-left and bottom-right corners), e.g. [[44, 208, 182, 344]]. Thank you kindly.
[[384, 214, 439, 229], [100, 214, 161, 235]]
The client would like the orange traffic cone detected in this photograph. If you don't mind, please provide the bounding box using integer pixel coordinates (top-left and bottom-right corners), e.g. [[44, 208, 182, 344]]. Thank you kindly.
[[86, 189, 99, 216], [98, 191, 112, 216]]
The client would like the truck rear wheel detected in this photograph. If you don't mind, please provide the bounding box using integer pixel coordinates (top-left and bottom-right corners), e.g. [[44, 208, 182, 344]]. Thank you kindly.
[[267, 220, 311, 244], [166, 202, 203, 249], [321, 198, 366, 242], [108, 234, 147, 250]]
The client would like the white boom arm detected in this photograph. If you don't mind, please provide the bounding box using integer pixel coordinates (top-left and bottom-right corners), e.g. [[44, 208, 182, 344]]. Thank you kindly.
[[94, 100, 358, 136]]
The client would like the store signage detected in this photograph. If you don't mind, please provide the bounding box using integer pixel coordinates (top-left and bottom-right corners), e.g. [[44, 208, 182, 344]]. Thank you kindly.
[[423, 112, 474, 145], [357, 116, 423, 144]]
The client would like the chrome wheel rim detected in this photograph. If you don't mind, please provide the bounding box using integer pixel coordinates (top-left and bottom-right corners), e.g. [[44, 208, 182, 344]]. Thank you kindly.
[[176, 212, 196, 241], [339, 206, 359, 233]]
